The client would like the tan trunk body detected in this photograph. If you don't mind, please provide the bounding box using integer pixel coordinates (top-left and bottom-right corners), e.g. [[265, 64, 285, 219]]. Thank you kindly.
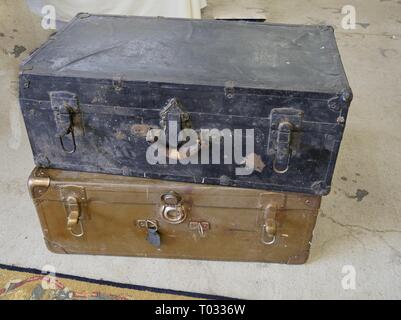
[[28, 168, 321, 264]]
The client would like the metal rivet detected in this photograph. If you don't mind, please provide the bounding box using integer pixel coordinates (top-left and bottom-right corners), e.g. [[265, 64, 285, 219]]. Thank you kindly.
[[337, 116, 345, 124]]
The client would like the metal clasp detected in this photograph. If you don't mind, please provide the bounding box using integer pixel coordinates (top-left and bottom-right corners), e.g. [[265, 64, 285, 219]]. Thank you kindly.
[[60, 186, 86, 238], [261, 205, 277, 245], [65, 196, 84, 237], [137, 219, 158, 230], [50, 91, 80, 154], [268, 108, 303, 174], [159, 98, 191, 149], [273, 121, 293, 173], [189, 221, 210, 237], [159, 191, 187, 224], [59, 127, 76, 154]]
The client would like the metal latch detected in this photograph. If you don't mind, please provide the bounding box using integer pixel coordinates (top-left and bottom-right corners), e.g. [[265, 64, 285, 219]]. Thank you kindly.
[[65, 196, 84, 237], [268, 108, 303, 173], [159, 191, 187, 224], [61, 186, 86, 237], [159, 98, 191, 149], [50, 91, 80, 153], [261, 205, 277, 245], [189, 221, 210, 237]]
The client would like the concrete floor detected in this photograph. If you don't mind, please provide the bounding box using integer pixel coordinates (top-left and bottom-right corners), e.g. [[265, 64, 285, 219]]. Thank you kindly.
[[1, 0, 400, 299]]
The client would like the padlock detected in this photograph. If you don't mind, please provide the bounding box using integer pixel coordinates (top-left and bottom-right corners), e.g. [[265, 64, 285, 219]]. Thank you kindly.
[[137, 219, 161, 248], [146, 227, 161, 248]]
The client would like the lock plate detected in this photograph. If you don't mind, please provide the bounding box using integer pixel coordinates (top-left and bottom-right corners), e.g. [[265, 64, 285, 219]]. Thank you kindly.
[[60, 185, 87, 203], [50, 91, 80, 137]]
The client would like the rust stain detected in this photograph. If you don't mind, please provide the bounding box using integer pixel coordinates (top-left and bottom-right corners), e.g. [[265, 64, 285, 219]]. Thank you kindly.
[[131, 124, 150, 137], [115, 130, 126, 140]]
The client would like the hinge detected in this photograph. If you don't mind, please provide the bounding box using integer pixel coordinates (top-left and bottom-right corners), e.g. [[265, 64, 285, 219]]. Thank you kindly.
[[268, 108, 303, 174], [49, 91, 81, 153]]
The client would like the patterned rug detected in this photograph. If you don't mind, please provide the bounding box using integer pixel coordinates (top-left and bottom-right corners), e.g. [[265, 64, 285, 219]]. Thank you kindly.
[[0, 264, 226, 300]]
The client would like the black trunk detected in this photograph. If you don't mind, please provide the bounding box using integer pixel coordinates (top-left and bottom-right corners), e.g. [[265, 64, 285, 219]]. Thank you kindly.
[[19, 14, 352, 195]]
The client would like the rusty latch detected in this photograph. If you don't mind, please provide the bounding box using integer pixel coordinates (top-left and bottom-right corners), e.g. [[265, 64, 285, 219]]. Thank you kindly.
[[159, 98, 191, 149], [50, 91, 80, 153]]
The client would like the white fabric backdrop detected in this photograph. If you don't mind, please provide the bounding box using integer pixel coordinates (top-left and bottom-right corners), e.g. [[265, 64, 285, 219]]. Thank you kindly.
[[27, 0, 207, 20]]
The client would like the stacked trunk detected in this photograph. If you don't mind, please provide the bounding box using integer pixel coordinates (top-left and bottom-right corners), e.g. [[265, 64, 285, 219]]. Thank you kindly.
[[20, 14, 351, 264]]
